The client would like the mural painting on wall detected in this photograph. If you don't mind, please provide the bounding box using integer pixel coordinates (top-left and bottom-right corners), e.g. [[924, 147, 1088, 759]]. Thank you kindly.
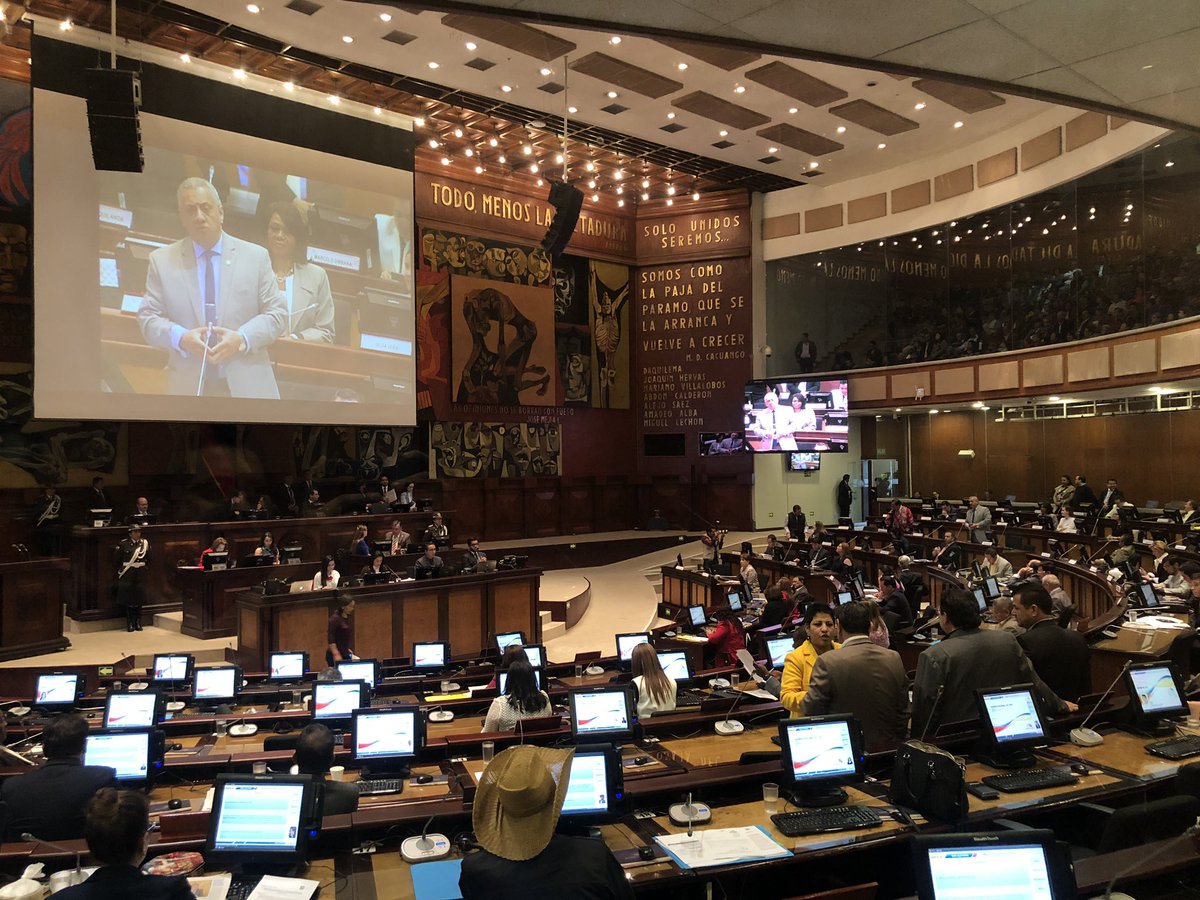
[[355, 426, 428, 481], [0, 76, 30, 299], [0, 369, 118, 486], [430, 421, 561, 478], [450, 274, 557, 407], [553, 254, 592, 405], [589, 260, 631, 410]]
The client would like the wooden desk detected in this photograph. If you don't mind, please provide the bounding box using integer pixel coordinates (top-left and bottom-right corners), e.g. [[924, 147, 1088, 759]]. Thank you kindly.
[[659, 566, 724, 618], [1046, 728, 1187, 782], [67, 509, 449, 623], [234, 569, 542, 671], [658, 725, 780, 768], [0, 558, 71, 661]]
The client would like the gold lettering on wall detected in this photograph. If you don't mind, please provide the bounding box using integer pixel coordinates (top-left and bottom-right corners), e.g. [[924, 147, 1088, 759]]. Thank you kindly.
[[428, 180, 630, 244]]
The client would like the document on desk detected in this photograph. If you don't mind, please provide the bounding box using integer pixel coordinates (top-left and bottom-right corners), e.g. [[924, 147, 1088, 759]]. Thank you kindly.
[[245, 875, 319, 900], [187, 875, 231, 900], [655, 826, 791, 869]]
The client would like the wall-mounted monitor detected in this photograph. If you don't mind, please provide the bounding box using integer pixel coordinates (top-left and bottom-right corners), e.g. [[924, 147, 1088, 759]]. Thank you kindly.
[[699, 432, 750, 456], [742, 380, 849, 453], [786, 452, 821, 472]]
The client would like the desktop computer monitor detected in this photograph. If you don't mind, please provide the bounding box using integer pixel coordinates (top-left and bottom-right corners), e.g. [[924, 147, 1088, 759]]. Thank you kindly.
[[412, 642, 449, 670], [975, 685, 1049, 767], [495, 632, 526, 653], [852, 572, 866, 595], [203, 551, 229, 571], [913, 830, 1075, 900], [766, 636, 794, 669], [84, 728, 160, 786], [206, 774, 318, 872], [104, 691, 164, 729], [1124, 662, 1188, 731], [33, 673, 81, 710], [848, 579, 864, 602], [726, 589, 744, 612], [192, 666, 241, 707], [569, 686, 635, 742], [686, 606, 707, 628], [973, 587, 987, 612], [351, 706, 422, 775], [521, 644, 545, 669], [151, 654, 194, 683], [336, 659, 379, 690], [268, 652, 308, 682], [559, 744, 623, 822], [1132, 581, 1160, 609], [656, 651, 691, 682], [984, 576, 1000, 599], [835, 590, 852, 606], [615, 633, 650, 663], [972, 560, 985, 581], [777, 714, 865, 807], [499, 668, 544, 693], [311, 680, 368, 721]]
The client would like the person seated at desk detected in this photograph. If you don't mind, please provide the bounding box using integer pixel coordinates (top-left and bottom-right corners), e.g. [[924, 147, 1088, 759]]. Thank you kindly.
[[360, 550, 395, 582], [486, 644, 530, 690], [705, 607, 746, 667], [127, 496, 153, 524], [760, 534, 785, 562], [1183, 499, 1198, 525], [482, 660, 551, 732], [385, 519, 411, 556], [1041, 573, 1074, 625], [459, 745, 635, 900], [1055, 504, 1077, 534], [988, 595, 1023, 636], [779, 602, 840, 714], [1110, 534, 1138, 568], [831, 542, 859, 582], [254, 530, 281, 565], [397, 481, 417, 511], [227, 489, 249, 520], [53, 789, 195, 900], [803, 601, 909, 753], [790, 394, 817, 431], [983, 546, 1013, 578], [378, 475, 397, 506], [460, 537, 488, 572], [876, 570, 913, 629], [199, 536, 228, 567], [325, 595, 354, 666], [348, 524, 370, 557], [1013, 584, 1089, 703], [251, 494, 270, 518], [312, 555, 340, 591], [809, 521, 830, 547], [1153, 557, 1196, 600], [423, 512, 449, 549], [303, 488, 325, 518], [415, 542, 444, 576], [1185, 569, 1200, 622], [911, 589, 1073, 738], [937, 500, 955, 521], [630, 643, 677, 719], [758, 584, 792, 630], [931, 529, 960, 571], [293, 724, 359, 815], [0, 714, 118, 842], [738, 551, 760, 592]]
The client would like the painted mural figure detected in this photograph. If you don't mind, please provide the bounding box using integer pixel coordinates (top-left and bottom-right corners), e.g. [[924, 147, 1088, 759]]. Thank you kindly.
[[591, 269, 629, 407], [456, 287, 550, 404]]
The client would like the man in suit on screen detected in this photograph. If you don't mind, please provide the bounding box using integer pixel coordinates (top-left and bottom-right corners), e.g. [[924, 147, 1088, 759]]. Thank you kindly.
[[138, 177, 286, 398]]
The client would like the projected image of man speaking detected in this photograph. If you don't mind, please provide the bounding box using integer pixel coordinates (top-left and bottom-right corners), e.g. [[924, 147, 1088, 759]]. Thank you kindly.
[[137, 177, 287, 398]]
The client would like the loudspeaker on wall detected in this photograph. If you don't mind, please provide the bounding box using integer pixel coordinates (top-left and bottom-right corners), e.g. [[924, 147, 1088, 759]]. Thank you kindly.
[[540, 180, 583, 257], [85, 68, 143, 173]]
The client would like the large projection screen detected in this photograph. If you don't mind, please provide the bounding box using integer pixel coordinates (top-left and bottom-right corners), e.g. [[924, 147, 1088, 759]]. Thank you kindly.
[[34, 69, 415, 426]]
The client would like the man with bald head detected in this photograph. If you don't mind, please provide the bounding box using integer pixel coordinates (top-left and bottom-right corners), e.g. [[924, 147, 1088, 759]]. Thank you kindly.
[[138, 177, 286, 398], [1041, 573, 1075, 625]]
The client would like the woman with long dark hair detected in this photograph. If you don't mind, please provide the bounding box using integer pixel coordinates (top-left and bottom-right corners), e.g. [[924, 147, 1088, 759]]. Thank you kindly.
[[482, 659, 550, 732], [265, 201, 334, 343], [706, 607, 746, 667], [254, 531, 281, 565], [312, 555, 340, 590]]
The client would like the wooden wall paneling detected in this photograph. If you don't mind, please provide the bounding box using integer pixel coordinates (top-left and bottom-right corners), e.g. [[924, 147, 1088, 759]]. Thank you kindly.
[[523, 478, 561, 538], [560, 478, 595, 535], [1168, 411, 1200, 502], [1101, 414, 1170, 505], [595, 478, 633, 531], [441, 481, 485, 545], [647, 477, 691, 530], [908, 415, 932, 496], [985, 418, 1041, 501], [277, 604, 329, 675], [354, 596, 395, 663], [705, 478, 753, 530], [483, 480, 525, 541], [445, 586, 485, 658], [492, 579, 538, 643]]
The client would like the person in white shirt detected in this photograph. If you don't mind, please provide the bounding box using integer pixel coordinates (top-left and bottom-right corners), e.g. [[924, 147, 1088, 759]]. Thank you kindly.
[[630, 643, 677, 719], [482, 660, 551, 732], [312, 555, 340, 590], [1055, 505, 1077, 534], [753, 391, 794, 449], [739, 552, 760, 592]]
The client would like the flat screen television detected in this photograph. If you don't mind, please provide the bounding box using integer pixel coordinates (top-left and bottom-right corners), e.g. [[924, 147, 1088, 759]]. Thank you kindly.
[[742, 379, 849, 453], [786, 452, 821, 472], [699, 432, 750, 456]]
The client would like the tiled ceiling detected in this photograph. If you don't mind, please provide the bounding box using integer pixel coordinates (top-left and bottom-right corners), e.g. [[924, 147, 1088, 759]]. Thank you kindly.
[[377, 0, 1200, 131]]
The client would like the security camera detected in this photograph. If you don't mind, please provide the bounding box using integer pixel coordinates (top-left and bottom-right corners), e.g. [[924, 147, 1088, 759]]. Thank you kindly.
[[762, 345, 773, 358]]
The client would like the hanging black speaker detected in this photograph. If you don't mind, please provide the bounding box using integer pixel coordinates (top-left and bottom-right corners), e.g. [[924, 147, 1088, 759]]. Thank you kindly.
[[85, 68, 143, 173], [540, 180, 583, 257]]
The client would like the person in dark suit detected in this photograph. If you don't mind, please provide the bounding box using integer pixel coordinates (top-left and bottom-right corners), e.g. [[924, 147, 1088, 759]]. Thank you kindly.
[[786, 504, 807, 540], [931, 529, 960, 571], [88, 477, 109, 511], [1072, 474, 1098, 509], [803, 601, 909, 752], [1, 714, 118, 842], [1013, 584, 1090, 702], [274, 473, 300, 518], [54, 788, 195, 899], [836, 474, 853, 519], [460, 537, 488, 572], [293, 724, 358, 816], [758, 585, 791, 630], [876, 570, 913, 629], [1099, 477, 1125, 519]]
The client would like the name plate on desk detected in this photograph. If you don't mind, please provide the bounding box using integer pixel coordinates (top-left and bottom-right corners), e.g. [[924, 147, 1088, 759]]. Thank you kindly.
[[210, 562, 227, 571], [1031, 525, 1043, 530]]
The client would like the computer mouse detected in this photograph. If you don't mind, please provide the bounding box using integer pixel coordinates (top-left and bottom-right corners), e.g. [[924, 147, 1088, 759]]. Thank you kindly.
[[167, 798, 186, 810], [633, 755, 651, 766], [167, 742, 184, 752], [1069, 762, 1090, 776], [414, 774, 434, 784], [638, 846, 655, 861]]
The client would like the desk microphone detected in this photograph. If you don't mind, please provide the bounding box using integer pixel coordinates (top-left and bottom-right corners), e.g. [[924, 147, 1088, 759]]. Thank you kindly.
[[667, 791, 712, 827], [400, 814, 451, 863], [21, 833, 82, 887], [917, 685, 944, 743], [1071, 661, 1131, 747], [714, 685, 747, 736]]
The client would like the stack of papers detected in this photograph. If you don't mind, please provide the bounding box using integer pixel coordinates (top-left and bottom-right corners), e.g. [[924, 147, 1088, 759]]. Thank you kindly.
[[655, 826, 791, 869]]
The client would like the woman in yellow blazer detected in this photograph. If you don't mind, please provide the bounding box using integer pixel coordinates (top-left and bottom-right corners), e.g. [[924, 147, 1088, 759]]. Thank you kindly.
[[780, 602, 840, 714]]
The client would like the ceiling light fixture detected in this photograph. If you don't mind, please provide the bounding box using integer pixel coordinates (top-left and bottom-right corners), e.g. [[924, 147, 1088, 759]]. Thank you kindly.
[[540, 67, 552, 76], [767, 146, 778, 154], [585, 161, 595, 172], [719, 129, 728, 137], [618, 199, 625, 207], [440, 157, 450, 166], [606, 90, 619, 99], [464, 148, 473, 157], [428, 139, 438, 149], [678, 62, 688, 71], [413, 117, 425, 127], [373, 106, 382, 116], [1166, 160, 1176, 167], [428, 62, 439, 69], [246, 3, 260, 12], [179, 53, 191, 63], [641, 192, 649, 201], [523, 145, 533, 156], [327, 95, 340, 106], [591, 193, 599, 202], [529, 163, 538, 173], [342, 35, 353, 44], [692, 191, 700, 201], [498, 155, 506, 163], [379, 12, 392, 22], [610, 35, 622, 44], [914, 102, 925, 110], [788, 107, 798, 114], [733, 85, 745, 94], [877, 142, 886, 149], [554, 153, 564, 164], [283, 81, 294, 92], [500, 84, 512, 92], [465, 41, 476, 50], [588, 179, 596, 189], [953, 120, 963, 128], [488, 137, 498, 147], [667, 185, 676, 195], [666, 112, 676, 119], [234, 68, 248, 81], [836, 125, 846, 134], [453, 128, 463, 138], [641, 178, 650, 188], [809, 161, 819, 169], [475, 165, 484, 174], [666, 198, 674, 206], [568, 105, 578, 114]]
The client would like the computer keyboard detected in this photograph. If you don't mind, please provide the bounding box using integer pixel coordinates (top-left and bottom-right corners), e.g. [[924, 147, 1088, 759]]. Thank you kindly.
[[980, 766, 1078, 793], [676, 689, 709, 708], [226, 877, 261, 900], [1146, 734, 1200, 760], [770, 805, 882, 837], [356, 777, 406, 796]]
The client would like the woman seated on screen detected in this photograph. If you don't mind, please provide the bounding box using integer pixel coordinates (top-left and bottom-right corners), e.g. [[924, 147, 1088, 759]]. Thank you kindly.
[[54, 789, 195, 900], [630, 643, 677, 718], [348, 524, 370, 557], [482, 659, 550, 732], [254, 531, 281, 565], [266, 201, 334, 343], [312, 555, 340, 590]]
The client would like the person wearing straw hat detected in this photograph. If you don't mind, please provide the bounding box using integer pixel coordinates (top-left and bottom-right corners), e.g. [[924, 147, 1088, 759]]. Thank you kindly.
[[460, 745, 634, 899]]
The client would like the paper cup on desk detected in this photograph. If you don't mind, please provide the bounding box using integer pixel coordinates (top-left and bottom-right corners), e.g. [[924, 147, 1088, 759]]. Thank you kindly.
[[329, 766, 345, 782], [1188, 701, 1200, 727], [763, 782, 779, 813], [252, 761, 267, 775]]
